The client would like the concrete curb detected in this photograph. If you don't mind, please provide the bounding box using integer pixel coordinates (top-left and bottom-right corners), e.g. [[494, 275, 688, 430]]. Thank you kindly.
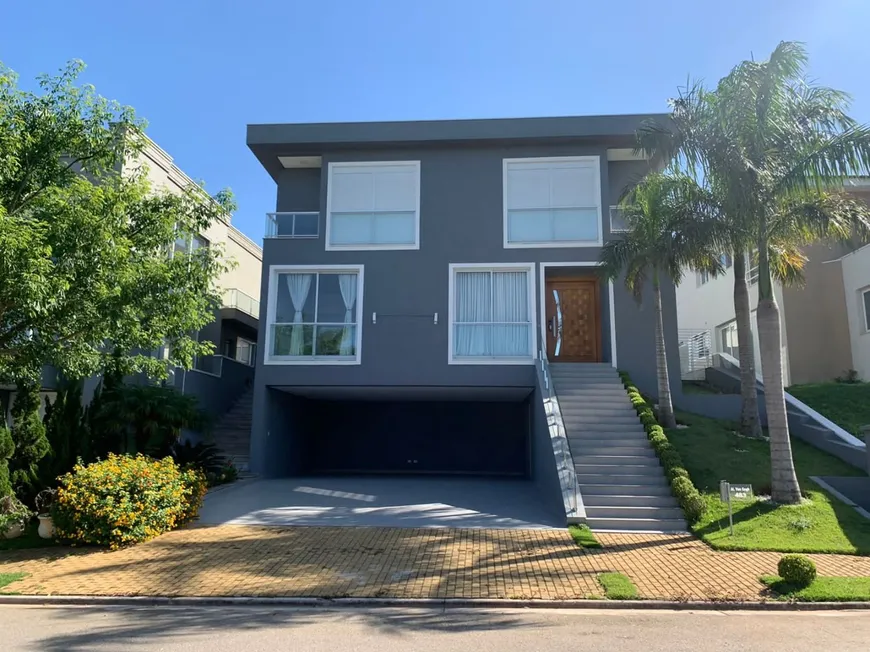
[[0, 594, 868, 611]]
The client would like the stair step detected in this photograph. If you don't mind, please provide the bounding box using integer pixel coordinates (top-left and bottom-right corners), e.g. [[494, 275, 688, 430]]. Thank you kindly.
[[562, 423, 646, 433], [573, 454, 658, 465], [576, 446, 655, 456], [585, 506, 685, 520], [575, 464, 662, 476], [586, 517, 687, 533], [583, 494, 678, 507], [576, 474, 667, 486], [557, 408, 637, 418], [578, 483, 673, 496], [568, 439, 651, 449]]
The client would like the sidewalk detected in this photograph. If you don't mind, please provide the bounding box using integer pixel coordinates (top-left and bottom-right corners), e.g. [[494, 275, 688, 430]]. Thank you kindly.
[[2, 525, 869, 600]]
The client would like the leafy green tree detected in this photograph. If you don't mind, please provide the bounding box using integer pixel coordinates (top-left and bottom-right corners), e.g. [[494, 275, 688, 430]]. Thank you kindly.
[[0, 59, 232, 386], [639, 42, 870, 503], [600, 172, 725, 428], [9, 381, 49, 495], [0, 423, 12, 497]]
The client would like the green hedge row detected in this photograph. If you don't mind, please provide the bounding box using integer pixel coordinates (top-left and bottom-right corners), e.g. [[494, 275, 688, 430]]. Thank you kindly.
[[618, 372, 706, 524]]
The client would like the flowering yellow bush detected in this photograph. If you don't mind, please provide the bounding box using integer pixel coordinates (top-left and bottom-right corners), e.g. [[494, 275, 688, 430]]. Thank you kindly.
[[53, 454, 207, 549]]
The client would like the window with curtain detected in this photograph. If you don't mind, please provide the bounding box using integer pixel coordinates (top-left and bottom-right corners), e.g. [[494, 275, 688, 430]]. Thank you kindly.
[[504, 157, 601, 246], [327, 161, 420, 249], [270, 270, 361, 361], [451, 267, 532, 361]]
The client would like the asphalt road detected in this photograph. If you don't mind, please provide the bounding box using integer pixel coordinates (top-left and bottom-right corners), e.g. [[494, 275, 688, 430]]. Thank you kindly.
[[2, 604, 869, 651]]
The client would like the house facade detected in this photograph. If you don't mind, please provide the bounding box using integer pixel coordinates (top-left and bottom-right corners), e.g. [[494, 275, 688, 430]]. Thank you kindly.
[[676, 180, 870, 386], [247, 115, 683, 479]]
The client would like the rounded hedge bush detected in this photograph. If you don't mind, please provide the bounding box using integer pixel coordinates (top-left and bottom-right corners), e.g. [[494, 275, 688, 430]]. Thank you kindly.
[[778, 554, 817, 587], [53, 454, 207, 549]]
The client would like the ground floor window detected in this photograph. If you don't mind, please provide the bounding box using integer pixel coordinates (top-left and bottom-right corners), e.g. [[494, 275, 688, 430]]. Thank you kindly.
[[266, 265, 363, 364], [449, 264, 535, 363], [718, 319, 739, 358]]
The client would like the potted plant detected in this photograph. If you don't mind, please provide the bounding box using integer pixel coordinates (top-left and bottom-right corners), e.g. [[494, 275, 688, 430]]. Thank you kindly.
[[0, 495, 32, 540], [35, 489, 57, 539]]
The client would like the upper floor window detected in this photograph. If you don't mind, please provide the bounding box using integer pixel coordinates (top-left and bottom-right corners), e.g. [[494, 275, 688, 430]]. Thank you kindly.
[[326, 161, 420, 251], [448, 263, 535, 364], [503, 157, 602, 248], [265, 265, 363, 365]]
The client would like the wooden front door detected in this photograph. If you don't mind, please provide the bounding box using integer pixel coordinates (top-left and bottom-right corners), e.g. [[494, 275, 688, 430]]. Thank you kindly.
[[545, 277, 601, 362]]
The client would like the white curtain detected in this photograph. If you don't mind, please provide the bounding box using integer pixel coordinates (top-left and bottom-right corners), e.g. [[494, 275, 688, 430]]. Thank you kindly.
[[454, 272, 492, 356], [286, 274, 313, 355], [492, 271, 529, 356], [338, 274, 358, 356]]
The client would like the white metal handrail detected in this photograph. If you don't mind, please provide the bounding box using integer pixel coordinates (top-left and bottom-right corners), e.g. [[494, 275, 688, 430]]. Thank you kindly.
[[538, 328, 582, 520]]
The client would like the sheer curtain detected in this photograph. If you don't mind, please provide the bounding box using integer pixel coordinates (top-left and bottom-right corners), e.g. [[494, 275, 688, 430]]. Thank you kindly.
[[286, 273, 313, 355], [492, 271, 529, 356], [338, 274, 358, 356], [454, 272, 491, 356]]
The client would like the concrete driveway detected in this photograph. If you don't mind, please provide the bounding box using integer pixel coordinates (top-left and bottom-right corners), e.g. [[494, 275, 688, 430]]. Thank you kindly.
[[197, 476, 562, 529]]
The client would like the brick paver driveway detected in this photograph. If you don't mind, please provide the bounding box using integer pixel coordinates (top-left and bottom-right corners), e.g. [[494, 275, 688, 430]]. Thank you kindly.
[[2, 525, 870, 601]]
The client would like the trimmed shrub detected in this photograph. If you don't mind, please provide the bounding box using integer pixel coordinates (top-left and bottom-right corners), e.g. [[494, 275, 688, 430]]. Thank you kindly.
[[619, 372, 707, 525], [9, 383, 50, 496], [53, 454, 206, 549], [0, 425, 13, 498], [778, 554, 817, 587]]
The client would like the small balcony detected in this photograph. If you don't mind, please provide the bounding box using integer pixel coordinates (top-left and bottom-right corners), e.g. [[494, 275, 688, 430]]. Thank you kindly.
[[222, 288, 260, 319], [265, 212, 319, 239]]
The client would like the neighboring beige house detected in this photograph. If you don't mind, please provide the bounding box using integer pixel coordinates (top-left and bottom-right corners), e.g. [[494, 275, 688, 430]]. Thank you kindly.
[[123, 137, 263, 373], [676, 180, 870, 386]]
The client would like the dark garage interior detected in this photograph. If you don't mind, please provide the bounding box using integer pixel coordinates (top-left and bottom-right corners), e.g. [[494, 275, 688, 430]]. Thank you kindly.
[[271, 389, 533, 477]]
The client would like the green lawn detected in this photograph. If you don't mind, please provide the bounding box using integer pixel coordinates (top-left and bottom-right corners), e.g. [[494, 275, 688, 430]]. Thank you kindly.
[[598, 573, 638, 599], [787, 382, 870, 440], [760, 575, 870, 601], [0, 572, 27, 591], [569, 525, 602, 549], [666, 412, 870, 554]]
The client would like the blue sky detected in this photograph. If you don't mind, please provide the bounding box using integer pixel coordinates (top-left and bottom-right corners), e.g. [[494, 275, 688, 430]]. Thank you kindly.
[[4, 0, 869, 241]]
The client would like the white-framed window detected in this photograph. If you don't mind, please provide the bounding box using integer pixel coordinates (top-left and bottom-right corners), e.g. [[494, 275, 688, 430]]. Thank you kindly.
[[609, 205, 629, 233], [448, 263, 536, 365], [862, 288, 870, 333], [697, 269, 711, 287], [503, 156, 602, 248], [325, 161, 420, 250], [265, 265, 364, 365]]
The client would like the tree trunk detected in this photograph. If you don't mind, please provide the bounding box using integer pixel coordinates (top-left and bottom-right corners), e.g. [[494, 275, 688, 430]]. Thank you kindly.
[[732, 252, 763, 438], [653, 274, 676, 428], [756, 248, 802, 504]]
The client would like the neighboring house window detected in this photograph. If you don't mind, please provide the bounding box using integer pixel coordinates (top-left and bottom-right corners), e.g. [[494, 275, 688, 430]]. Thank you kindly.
[[863, 288, 870, 332], [720, 253, 733, 269], [503, 157, 602, 247], [448, 264, 535, 364], [609, 205, 629, 233], [326, 161, 420, 250], [697, 269, 711, 287], [266, 265, 364, 364], [175, 233, 208, 256], [718, 320, 739, 359]]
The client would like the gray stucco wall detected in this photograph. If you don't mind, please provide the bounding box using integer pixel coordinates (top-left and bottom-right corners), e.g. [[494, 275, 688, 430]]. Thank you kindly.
[[250, 141, 683, 474]]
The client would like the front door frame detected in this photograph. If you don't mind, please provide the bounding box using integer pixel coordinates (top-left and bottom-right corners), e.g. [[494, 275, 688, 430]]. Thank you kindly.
[[538, 262, 617, 367]]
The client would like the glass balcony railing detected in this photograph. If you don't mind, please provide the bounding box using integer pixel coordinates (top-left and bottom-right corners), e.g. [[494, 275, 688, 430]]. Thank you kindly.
[[191, 354, 223, 377], [265, 212, 320, 238], [222, 288, 260, 318]]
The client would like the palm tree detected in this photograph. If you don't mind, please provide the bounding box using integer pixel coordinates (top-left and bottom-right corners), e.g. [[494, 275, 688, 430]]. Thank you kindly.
[[600, 172, 725, 428], [641, 42, 870, 503]]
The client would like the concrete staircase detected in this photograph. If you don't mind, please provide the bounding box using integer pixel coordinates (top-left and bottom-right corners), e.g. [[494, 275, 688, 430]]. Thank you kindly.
[[211, 388, 253, 472], [549, 363, 686, 533]]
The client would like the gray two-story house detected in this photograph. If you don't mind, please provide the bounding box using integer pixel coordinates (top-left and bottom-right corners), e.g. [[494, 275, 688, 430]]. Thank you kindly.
[[246, 115, 685, 532]]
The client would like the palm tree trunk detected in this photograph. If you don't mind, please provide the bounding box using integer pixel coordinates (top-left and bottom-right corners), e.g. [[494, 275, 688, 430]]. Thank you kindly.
[[732, 252, 763, 438], [653, 273, 676, 428], [756, 247, 802, 504]]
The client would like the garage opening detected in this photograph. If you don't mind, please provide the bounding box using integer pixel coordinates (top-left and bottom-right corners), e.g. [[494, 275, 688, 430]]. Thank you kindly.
[[299, 398, 530, 476]]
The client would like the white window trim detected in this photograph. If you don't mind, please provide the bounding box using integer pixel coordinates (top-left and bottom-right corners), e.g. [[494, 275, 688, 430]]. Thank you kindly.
[[447, 262, 537, 365], [538, 262, 616, 368], [862, 287, 870, 333], [264, 264, 364, 365], [609, 205, 630, 233], [325, 160, 421, 251], [502, 156, 603, 249]]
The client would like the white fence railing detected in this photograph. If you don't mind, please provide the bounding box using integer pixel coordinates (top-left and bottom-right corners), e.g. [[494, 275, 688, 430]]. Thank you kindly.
[[678, 328, 712, 380]]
